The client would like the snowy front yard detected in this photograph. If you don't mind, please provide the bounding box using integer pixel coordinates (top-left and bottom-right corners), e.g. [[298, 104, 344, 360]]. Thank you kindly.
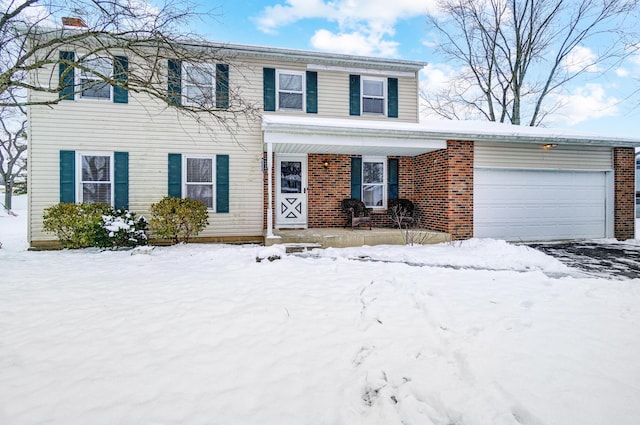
[[1, 197, 640, 425]]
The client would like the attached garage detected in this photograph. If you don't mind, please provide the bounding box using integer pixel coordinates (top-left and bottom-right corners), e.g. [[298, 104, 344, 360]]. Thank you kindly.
[[474, 143, 614, 241]]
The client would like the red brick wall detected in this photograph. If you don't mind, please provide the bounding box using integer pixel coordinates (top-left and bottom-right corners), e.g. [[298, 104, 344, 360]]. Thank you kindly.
[[614, 147, 635, 240], [414, 140, 474, 240], [307, 154, 352, 227]]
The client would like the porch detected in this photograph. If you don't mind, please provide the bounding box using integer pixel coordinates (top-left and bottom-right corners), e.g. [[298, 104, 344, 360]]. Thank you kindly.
[[264, 227, 451, 249]]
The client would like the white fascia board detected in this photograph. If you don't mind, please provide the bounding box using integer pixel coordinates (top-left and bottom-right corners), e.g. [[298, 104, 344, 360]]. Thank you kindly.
[[306, 64, 416, 78], [264, 131, 446, 157]]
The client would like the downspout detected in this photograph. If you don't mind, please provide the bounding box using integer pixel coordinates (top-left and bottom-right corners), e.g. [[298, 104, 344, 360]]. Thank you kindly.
[[266, 141, 275, 238]]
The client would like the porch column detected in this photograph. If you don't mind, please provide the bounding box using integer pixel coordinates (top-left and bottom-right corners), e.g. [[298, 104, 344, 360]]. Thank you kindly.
[[266, 141, 274, 238]]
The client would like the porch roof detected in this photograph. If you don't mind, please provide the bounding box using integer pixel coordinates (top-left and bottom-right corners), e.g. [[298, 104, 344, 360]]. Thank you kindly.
[[262, 115, 640, 151], [262, 115, 447, 156]]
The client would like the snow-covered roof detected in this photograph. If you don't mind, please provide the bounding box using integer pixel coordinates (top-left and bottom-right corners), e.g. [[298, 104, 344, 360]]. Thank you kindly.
[[262, 115, 640, 148]]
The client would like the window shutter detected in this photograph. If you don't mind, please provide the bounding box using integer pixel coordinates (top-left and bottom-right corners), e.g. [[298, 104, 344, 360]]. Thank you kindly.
[[350, 157, 362, 200], [59, 51, 75, 101], [388, 78, 398, 118], [168, 153, 182, 197], [167, 59, 182, 106], [216, 155, 229, 213], [387, 158, 399, 200], [216, 64, 229, 109], [114, 152, 129, 209], [349, 74, 361, 116], [113, 56, 129, 104], [60, 150, 76, 202], [263, 68, 276, 111], [306, 71, 318, 114]]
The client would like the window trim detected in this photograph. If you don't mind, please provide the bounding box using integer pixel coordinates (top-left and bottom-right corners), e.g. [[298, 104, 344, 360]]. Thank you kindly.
[[182, 154, 216, 210], [361, 156, 387, 209], [276, 69, 306, 112], [76, 55, 113, 102], [76, 151, 114, 205], [182, 62, 216, 107], [361, 76, 386, 116]]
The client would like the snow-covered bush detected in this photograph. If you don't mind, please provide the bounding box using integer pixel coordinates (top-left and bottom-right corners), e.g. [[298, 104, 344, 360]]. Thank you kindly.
[[149, 197, 209, 244], [43, 203, 147, 249], [95, 208, 148, 249]]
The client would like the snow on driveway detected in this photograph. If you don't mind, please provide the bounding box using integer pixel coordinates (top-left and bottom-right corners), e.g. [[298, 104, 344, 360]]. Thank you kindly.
[[1, 197, 640, 425]]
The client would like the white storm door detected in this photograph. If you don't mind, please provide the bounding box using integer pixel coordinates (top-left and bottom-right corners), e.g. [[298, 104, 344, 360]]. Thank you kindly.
[[276, 154, 308, 227]]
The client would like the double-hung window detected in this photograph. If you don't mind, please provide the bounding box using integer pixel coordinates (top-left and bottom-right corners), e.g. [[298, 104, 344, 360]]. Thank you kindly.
[[79, 56, 112, 100], [78, 153, 113, 204], [277, 70, 304, 111], [184, 156, 215, 209], [362, 77, 386, 115], [362, 157, 386, 208], [183, 63, 215, 107]]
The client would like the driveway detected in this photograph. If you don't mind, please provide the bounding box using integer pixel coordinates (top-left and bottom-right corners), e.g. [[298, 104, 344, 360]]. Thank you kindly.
[[527, 241, 640, 280]]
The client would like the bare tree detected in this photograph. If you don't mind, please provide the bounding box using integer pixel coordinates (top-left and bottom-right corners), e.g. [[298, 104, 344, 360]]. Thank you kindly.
[[424, 0, 639, 126], [0, 88, 27, 212], [1, 0, 259, 130]]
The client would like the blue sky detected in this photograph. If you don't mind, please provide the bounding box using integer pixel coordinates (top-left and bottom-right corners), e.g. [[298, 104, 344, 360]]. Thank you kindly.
[[193, 0, 640, 138]]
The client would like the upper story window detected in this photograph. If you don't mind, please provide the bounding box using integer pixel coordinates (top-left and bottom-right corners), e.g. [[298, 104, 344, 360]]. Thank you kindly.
[[362, 156, 386, 208], [184, 156, 215, 209], [78, 56, 112, 101], [362, 77, 386, 115], [78, 153, 113, 204], [183, 63, 215, 107], [277, 70, 305, 111]]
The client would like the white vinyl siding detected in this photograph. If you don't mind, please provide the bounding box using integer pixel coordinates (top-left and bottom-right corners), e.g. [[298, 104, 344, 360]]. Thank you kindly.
[[28, 52, 421, 244], [475, 143, 613, 170]]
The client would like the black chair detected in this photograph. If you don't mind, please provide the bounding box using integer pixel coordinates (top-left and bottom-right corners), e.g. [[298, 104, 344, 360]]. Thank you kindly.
[[341, 198, 372, 229], [388, 198, 415, 228]]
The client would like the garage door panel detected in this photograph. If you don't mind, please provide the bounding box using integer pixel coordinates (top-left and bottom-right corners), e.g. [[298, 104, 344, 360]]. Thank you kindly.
[[474, 169, 607, 241]]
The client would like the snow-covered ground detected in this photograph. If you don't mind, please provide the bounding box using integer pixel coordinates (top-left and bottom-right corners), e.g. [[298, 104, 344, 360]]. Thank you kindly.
[[2, 195, 640, 425]]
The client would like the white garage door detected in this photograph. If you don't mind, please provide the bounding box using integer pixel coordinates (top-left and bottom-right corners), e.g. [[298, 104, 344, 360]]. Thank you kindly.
[[474, 169, 608, 241]]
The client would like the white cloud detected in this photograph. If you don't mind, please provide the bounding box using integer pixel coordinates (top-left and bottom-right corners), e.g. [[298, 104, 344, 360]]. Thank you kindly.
[[550, 84, 619, 126], [254, 0, 437, 56], [615, 68, 630, 77], [563, 46, 601, 73], [310, 29, 399, 57]]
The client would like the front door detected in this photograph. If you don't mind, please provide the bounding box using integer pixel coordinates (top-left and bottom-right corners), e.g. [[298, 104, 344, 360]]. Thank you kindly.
[[276, 154, 307, 228]]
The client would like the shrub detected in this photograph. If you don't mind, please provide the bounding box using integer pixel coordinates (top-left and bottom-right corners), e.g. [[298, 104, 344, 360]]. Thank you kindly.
[[43, 203, 112, 248], [149, 197, 209, 244], [94, 208, 148, 249]]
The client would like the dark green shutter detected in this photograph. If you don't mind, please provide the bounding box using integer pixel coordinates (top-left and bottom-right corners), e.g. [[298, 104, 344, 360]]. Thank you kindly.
[[388, 78, 398, 118], [113, 56, 129, 104], [168, 153, 182, 197], [350, 157, 362, 200], [60, 150, 76, 202], [216, 155, 229, 213], [387, 158, 399, 200], [263, 68, 276, 111], [114, 152, 129, 209], [306, 71, 317, 114], [59, 51, 75, 101], [167, 59, 182, 106], [216, 64, 229, 109], [349, 74, 361, 116]]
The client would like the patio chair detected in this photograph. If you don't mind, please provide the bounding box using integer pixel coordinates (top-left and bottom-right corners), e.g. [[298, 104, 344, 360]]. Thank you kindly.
[[388, 198, 416, 228], [341, 198, 372, 230]]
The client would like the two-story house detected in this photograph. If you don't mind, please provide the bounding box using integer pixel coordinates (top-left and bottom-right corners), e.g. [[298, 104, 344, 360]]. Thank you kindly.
[[27, 40, 639, 249]]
